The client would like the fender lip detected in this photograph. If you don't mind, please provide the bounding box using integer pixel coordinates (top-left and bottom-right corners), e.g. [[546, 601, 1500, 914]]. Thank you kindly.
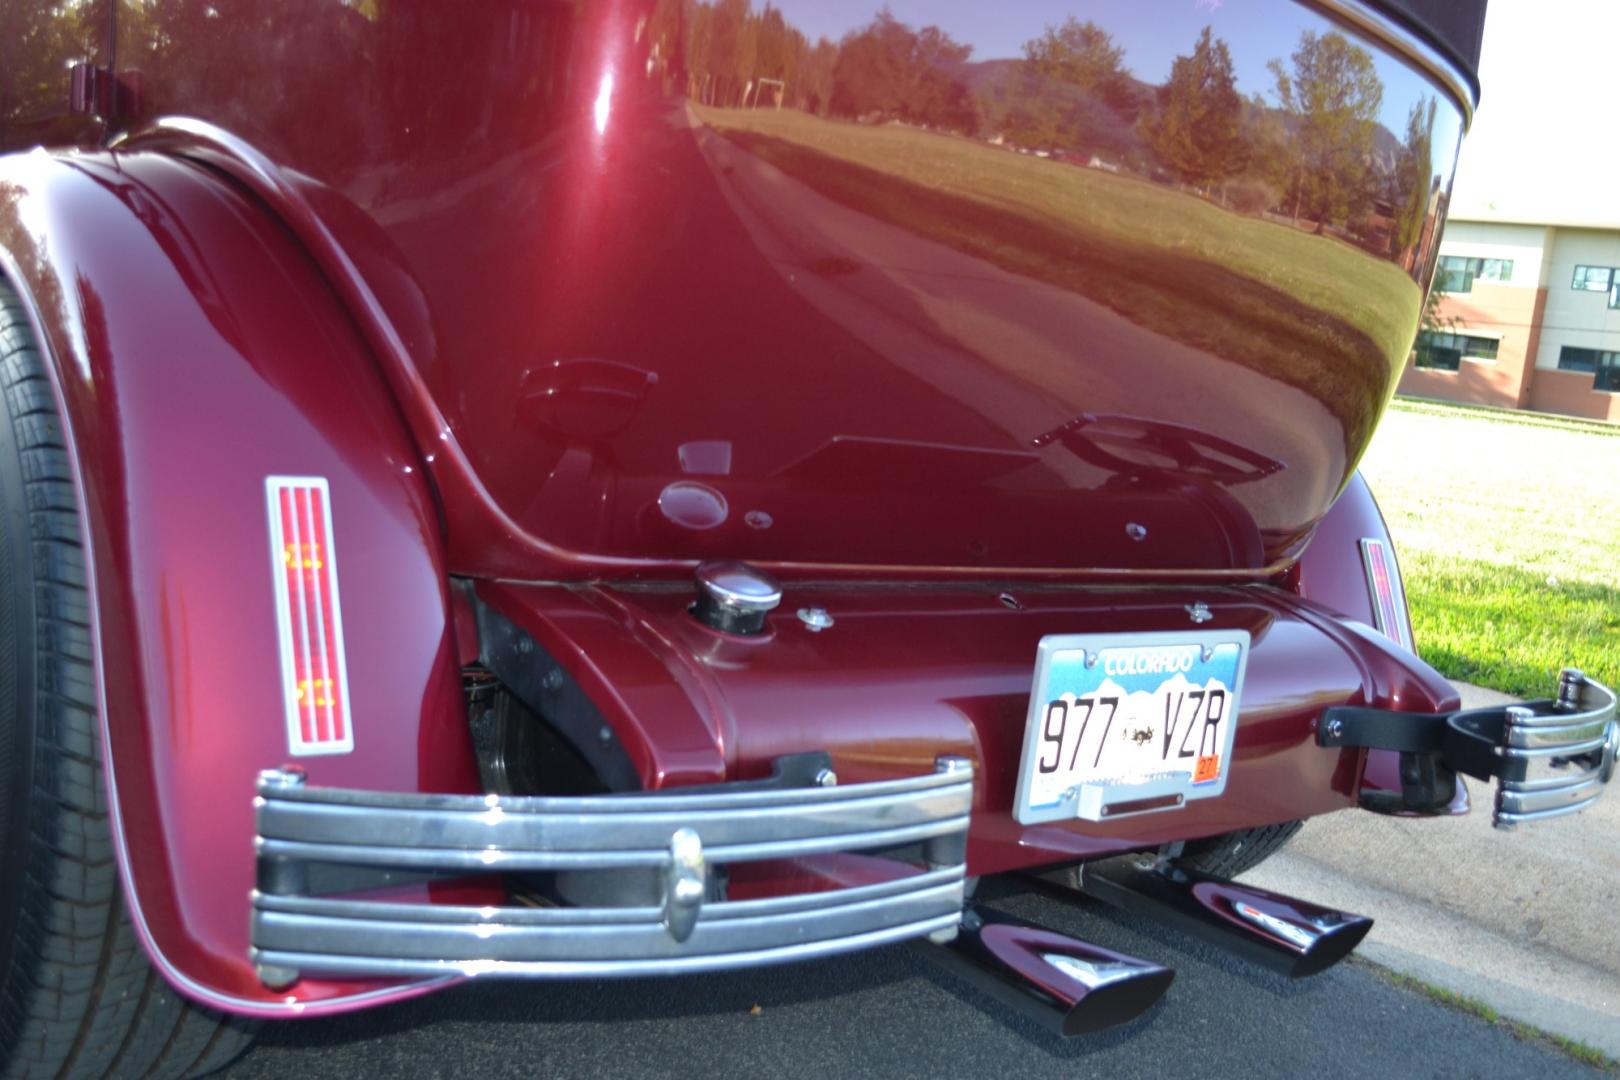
[[0, 170, 458, 1019]]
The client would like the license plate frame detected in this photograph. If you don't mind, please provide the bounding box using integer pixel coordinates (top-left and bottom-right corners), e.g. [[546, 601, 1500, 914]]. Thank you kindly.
[[1012, 629, 1251, 825]]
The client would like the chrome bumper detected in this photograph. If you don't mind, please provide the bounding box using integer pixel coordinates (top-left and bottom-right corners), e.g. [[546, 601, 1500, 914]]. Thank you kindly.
[[1320, 669, 1618, 828], [1494, 672, 1618, 827], [250, 757, 972, 985]]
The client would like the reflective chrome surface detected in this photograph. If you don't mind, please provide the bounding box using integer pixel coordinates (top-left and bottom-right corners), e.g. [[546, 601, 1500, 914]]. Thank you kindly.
[[921, 905, 1175, 1037], [253, 866, 965, 980], [1494, 673, 1618, 829], [251, 758, 971, 982], [255, 768, 971, 871], [661, 827, 706, 943], [693, 559, 782, 634], [1070, 855, 1373, 978]]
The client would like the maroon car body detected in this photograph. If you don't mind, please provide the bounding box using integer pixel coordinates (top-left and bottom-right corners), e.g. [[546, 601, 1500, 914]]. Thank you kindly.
[[0, 0, 1613, 1061]]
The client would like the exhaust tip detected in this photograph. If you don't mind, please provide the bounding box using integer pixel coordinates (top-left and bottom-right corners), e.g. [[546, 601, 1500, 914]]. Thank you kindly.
[[918, 907, 1175, 1038], [1070, 857, 1375, 979], [1288, 915, 1373, 978], [1058, 966, 1176, 1036]]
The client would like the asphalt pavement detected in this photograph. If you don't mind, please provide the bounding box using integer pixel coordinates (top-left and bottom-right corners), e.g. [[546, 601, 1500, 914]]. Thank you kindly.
[[222, 875, 1604, 1080]]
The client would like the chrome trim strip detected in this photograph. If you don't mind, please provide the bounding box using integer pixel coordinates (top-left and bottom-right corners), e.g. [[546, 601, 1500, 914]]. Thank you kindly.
[[1310, 0, 1478, 124], [253, 912, 964, 981], [1492, 675, 1617, 828], [256, 771, 973, 869], [253, 872, 964, 965], [252, 760, 975, 982], [264, 767, 962, 811], [256, 866, 962, 925], [1506, 716, 1612, 750], [1498, 778, 1605, 818], [1495, 796, 1605, 829], [257, 816, 968, 872]]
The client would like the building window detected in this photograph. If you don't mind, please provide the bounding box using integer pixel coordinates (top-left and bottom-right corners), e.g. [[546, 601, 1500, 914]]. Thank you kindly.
[[1415, 331, 1499, 370], [1572, 265, 1614, 292], [1436, 255, 1513, 293], [1557, 346, 1620, 392]]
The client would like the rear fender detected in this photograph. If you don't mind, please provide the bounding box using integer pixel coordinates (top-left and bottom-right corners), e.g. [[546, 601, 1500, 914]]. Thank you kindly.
[[0, 147, 486, 1014], [1299, 472, 1466, 812]]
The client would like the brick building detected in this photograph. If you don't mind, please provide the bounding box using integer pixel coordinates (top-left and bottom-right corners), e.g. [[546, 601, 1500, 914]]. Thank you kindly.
[[1398, 218, 1620, 422]]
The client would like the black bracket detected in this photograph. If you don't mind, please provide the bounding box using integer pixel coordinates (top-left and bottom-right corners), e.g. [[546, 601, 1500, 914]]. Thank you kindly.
[[1317, 670, 1617, 821], [1318, 701, 1541, 813], [1319, 700, 1555, 783]]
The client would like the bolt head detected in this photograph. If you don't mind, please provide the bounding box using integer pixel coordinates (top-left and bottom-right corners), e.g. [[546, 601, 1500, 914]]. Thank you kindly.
[[257, 767, 307, 792], [797, 607, 835, 632], [256, 962, 300, 990]]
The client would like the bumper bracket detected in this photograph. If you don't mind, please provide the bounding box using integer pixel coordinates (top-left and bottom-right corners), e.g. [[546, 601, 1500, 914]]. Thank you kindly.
[[1319, 669, 1618, 828]]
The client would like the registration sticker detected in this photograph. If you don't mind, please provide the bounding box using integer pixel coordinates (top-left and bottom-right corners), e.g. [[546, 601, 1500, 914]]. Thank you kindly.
[[1013, 629, 1249, 824]]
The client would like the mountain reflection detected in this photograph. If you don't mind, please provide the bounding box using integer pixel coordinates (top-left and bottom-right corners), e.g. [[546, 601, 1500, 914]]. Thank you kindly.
[[650, 0, 1451, 452]]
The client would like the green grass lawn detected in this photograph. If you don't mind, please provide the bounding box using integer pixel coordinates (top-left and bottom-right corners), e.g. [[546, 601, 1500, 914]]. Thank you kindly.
[[1361, 398, 1620, 697], [695, 106, 1421, 454]]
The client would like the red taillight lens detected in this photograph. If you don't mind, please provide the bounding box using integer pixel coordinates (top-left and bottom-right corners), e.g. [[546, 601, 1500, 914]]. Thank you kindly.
[[266, 477, 353, 755], [1359, 537, 1413, 652]]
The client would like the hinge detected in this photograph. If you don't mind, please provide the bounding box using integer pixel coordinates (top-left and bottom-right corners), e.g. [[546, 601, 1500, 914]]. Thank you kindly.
[[68, 62, 141, 122], [68, 62, 111, 118]]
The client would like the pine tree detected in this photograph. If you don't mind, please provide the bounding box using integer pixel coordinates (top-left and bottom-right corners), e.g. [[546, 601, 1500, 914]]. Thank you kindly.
[[1143, 27, 1246, 190], [1268, 30, 1384, 229]]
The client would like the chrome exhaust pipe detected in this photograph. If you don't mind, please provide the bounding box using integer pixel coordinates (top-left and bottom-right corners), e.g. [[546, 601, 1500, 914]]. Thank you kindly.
[[916, 906, 1174, 1037], [1049, 856, 1372, 978]]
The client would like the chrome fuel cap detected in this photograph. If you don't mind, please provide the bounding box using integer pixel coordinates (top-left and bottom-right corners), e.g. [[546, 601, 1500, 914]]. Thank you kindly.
[[693, 560, 782, 635]]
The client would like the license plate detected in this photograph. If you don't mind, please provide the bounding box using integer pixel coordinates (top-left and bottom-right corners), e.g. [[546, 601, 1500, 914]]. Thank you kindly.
[[1013, 630, 1250, 824]]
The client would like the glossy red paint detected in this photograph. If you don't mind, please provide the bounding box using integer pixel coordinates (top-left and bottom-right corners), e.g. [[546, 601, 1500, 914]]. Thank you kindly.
[[0, 0, 1485, 1020], [0, 150, 487, 1013], [1301, 471, 1468, 812], [72, 0, 1467, 581], [479, 578, 1456, 875]]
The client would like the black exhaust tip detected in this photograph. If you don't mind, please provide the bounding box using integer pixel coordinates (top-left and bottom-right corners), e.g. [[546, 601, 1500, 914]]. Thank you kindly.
[[1287, 914, 1373, 978], [916, 905, 1174, 1038], [1052, 856, 1373, 979], [1055, 964, 1177, 1036]]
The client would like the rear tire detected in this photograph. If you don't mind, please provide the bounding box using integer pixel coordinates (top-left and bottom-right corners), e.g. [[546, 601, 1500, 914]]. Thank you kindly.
[[1175, 820, 1304, 879], [0, 281, 256, 1078]]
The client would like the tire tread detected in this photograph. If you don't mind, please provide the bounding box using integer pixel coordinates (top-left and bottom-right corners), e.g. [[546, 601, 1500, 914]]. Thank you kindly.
[[0, 285, 255, 1079], [1176, 819, 1304, 879]]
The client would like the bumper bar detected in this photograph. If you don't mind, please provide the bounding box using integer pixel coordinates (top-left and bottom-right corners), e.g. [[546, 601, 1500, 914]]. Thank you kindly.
[[251, 757, 973, 985], [1319, 668, 1617, 828]]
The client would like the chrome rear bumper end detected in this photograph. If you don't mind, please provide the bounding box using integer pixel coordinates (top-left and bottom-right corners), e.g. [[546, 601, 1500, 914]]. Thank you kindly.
[[250, 756, 972, 986], [1319, 669, 1617, 828]]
